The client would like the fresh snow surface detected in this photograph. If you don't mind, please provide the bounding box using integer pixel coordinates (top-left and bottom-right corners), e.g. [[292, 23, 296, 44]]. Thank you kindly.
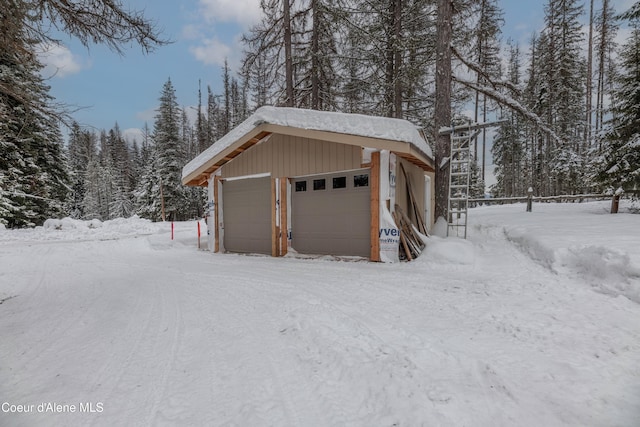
[[1, 201, 639, 426], [182, 106, 433, 180]]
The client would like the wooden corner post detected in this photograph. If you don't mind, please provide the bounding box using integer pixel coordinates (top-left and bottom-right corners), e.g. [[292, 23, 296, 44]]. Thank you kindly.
[[280, 178, 288, 256], [370, 151, 381, 262], [272, 178, 278, 257], [214, 176, 221, 253]]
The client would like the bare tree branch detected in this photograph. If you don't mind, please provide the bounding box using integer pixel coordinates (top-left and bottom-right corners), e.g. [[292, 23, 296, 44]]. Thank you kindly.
[[26, 0, 170, 55], [452, 74, 564, 145], [452, 45, 521, 96]]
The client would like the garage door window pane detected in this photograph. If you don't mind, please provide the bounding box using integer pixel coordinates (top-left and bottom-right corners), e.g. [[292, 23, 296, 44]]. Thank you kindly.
[[332, 176, 347, 189], [313, 179, 326, 190], [295, 181, 307, 192], [354, 174, 369, 187]]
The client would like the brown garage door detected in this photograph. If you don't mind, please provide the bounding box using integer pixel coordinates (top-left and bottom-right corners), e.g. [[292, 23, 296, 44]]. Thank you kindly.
[[222, 176, 272, 254], [292, 169, 370, 257]]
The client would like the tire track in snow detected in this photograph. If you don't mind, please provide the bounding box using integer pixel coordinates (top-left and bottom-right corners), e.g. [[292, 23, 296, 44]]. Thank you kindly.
[[167, 282, 242, 425], [205, 270, 426, 426], [183, 262, 447, 424], [147, 279, 183, 426], [68, 252, 185, 426], [84, 272, 149, 396], [181, 270, 328, 426], [91, 280, 163, 425], [6, 243, 109, 378]]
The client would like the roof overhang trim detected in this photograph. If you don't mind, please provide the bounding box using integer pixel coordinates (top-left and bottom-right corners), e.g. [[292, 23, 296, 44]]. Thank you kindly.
[[182, 123, 434, 187]]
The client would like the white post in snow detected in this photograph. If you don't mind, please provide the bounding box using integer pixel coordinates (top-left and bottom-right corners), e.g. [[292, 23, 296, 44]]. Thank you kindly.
[[526, 187, 534, 212]]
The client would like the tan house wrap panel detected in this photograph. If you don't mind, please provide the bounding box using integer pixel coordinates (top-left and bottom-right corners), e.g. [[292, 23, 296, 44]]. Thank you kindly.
[[396, 157, 427, 227], [221, 134, 362, 179]]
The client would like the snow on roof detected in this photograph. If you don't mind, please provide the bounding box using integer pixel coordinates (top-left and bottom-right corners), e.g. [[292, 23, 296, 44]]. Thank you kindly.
[[182, 106, 433, 181]]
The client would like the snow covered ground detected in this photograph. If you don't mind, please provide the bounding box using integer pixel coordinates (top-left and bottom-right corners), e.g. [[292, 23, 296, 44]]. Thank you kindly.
[[1, 201, 639, 426]]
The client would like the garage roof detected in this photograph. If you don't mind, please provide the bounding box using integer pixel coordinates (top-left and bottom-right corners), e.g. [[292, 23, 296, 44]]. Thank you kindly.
[[182, 106, 434, 186]]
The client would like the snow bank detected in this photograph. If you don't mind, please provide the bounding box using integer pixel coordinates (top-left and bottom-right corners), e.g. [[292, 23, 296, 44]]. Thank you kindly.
[[183, 106, 432, 180], [472, 201, 640, 303], [44, 217, 103, 230], [560, 245, 640, 301], [1, 216, 164, 242], [421, 236, 476, 265]]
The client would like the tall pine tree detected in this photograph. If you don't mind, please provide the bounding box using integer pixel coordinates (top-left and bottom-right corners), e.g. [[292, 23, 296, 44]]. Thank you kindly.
[[150, 78, 188, 221], [0, 2, 69, 227], [596, 11, 640, 193]]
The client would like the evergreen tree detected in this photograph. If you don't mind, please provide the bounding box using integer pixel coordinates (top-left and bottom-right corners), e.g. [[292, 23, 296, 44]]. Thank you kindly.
[[596, 15, 640, 193], [81, 158, 103, 220], [134, 143, 162, 220], [619, 1, 640, 20], [106, 124, 134, 218], [66, 122, 97, 218], [342, 0, 436, 119], [292, 0, 340, 110], [207, 85, 222, 142], [540, 0, 586, 195], [469, 156, 485, 199], [222, 60, 231, 134], [0, 2, 69, 227], [196, 80, 209, 154], [471, 0, 503, 181], [150, 78, 188, 221], [341, 27, 370, 114], [1, 0, 166, 110], [242, 0, 293, 106], [593, 0, 618, 138], [133, 123, 162, 219], [493, 40, 529, 197]]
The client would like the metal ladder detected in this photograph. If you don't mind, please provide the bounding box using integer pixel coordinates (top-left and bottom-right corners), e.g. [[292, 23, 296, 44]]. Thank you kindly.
[[447, 127, 478, 238]]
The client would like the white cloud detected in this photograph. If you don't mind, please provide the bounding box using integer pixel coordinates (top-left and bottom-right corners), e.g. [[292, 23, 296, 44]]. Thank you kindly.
[[181, 23, 202, 40], [198, 0, 263, 26], [189, 37, 232, 67], [37, 43, 87, 78], [136, 107, 157, 123], [123, 128, 144, 146]]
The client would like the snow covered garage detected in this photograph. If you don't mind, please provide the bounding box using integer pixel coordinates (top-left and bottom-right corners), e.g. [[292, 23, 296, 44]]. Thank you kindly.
[[181, 107, 435, 262]]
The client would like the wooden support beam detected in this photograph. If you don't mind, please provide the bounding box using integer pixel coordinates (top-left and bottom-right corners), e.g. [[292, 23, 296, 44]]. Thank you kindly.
[[280, 178, 288, 256], [214, 176, 221, 253], [271, 178, 278, 257], [370, 151, 381, 262]]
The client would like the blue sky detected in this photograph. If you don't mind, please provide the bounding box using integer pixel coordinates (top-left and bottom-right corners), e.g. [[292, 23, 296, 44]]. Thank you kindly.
[[39, 0, 634, 145]]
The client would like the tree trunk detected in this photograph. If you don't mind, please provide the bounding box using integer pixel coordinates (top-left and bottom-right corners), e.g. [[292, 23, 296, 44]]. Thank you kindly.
[[585, 0, 594, 150], [595, 0, 611, 137], [311, 0, 319, 109], [393, 0, 403, 118], [434, 0, 452, 221], [385, 0, 396, 117], [283, 0, 294, 107]]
